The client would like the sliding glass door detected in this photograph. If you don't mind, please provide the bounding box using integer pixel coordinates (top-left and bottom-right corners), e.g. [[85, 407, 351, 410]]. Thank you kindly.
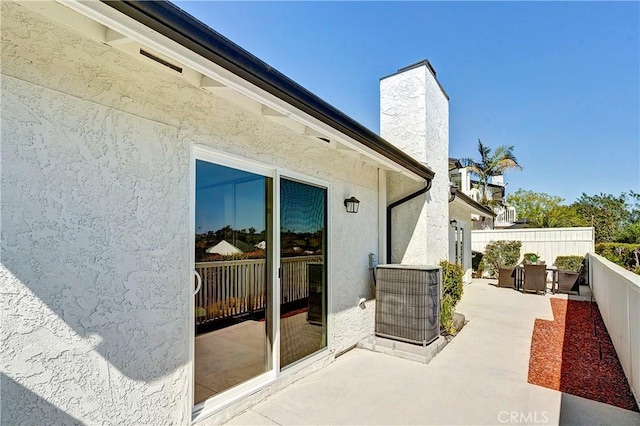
[[279, 178, 327, 369], [192, 152, 329, 408], [194, 160, 273, 405]]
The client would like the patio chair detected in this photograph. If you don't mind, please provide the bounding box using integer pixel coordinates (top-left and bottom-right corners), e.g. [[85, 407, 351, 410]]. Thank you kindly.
[[497, 267, 516, 288], [523, 264, 547, 294], [556, 264, 583, 295]]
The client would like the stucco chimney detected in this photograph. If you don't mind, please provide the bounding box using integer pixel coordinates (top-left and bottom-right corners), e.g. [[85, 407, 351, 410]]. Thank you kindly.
[[380, 60, 450, 265]]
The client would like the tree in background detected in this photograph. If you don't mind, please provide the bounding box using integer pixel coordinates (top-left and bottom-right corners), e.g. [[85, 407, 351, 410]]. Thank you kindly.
[[573, 192, 632, 243], [615, 222, 640, 244], [615, 191, 640, 244], [507, 189, 640, 244], [460, 139, 523, 207], [506, 189, 586, 228]]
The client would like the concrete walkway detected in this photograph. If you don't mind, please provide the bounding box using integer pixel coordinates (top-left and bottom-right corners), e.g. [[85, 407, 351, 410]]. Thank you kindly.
[[226, 279, 640, 425]]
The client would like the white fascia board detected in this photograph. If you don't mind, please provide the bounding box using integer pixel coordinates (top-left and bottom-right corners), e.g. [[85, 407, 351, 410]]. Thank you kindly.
[[55, 0, 422, 182], [451, 197, 493, 218]]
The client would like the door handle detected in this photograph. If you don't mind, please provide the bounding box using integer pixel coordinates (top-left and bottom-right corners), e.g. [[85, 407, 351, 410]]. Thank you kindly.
[[193, 270, 202, 296]]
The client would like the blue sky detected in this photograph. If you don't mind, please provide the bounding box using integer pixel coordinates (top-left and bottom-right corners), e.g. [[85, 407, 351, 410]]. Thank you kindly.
[[195, 162, 325, 234], [196, 160, 267, 233], [175, 1, 639, 204]]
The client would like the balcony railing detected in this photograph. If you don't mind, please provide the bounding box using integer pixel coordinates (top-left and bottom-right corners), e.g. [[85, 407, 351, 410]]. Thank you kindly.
[[494, 206, 517, 228], [195, 255, 323, 326]]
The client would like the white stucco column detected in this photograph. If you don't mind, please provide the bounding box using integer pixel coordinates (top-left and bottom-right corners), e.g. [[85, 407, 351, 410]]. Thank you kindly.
[[380, 60, 449, 265]]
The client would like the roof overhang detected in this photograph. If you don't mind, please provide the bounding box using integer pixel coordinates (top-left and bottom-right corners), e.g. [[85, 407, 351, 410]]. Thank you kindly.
[[448, 158, 463, 171], [28, 0, 434, 182], [450, 189, 496, 218]]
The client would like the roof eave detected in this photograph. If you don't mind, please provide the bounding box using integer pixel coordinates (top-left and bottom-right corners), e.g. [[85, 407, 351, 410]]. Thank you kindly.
[[452, 190, 496, 218], [101, 0, 435, 181]]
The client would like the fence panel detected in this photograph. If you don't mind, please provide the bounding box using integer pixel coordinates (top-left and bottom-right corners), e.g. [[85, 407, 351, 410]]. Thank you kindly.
[[471, 227, 594, 265]]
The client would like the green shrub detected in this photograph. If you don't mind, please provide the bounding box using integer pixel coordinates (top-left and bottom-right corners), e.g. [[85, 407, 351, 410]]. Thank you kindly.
[[472, 251, 484, 271], [483, 240, 522, 277], [439, 260, 464, 334], [595, 243, 640, 274], [440, 295, 456, 335], [479, 258, 486, 270], [554, 256, 584, 272], [441, 260, 464, 304]]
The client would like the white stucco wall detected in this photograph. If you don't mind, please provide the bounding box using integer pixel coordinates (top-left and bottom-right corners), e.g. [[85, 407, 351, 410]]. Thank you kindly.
[[380, 62, 449, 266], [1, 2, 378, 423], [386, 173, 428, 264]]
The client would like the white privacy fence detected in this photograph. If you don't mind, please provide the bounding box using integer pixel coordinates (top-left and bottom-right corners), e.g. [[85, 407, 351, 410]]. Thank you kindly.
[[587, 253, 640, 405], [471, 227, 594, 265]]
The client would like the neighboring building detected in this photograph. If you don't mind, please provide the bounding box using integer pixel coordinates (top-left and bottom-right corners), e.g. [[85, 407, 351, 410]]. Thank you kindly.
[[449, 159, 517, 229], [448, 187, 496, 282], [447, 159, 496, 281], [205, 241, 242, 256], [3, 1, 455, 424]]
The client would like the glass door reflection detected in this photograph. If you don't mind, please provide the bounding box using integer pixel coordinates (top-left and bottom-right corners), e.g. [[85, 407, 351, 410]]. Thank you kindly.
[[194, 160, 272, 405], [279, 178, 327, 369]]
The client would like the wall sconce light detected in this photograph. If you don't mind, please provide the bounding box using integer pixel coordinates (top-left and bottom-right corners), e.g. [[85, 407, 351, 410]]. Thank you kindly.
[[450, 219, 458, 227], [449, 185, 458, 202], [344, 196, 360, 213]]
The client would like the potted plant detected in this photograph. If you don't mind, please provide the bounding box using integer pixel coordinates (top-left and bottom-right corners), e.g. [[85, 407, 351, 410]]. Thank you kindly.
[[523, 252, 541, 265], [554, 255, 584, 272], [483, 240, 522, 287]]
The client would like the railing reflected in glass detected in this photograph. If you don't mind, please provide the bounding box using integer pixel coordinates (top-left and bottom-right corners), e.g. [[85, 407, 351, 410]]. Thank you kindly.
[[193, 164, 328, 404], [193, 160, 272, 405], [279, 178, 327, 369]]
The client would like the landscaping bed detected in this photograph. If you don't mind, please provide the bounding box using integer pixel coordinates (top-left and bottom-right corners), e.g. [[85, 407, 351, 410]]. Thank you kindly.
[[528, 298, 639, 412]]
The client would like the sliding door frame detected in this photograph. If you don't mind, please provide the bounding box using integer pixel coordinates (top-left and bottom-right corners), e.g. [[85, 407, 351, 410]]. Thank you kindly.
[[277, 171, 332, 372], [190, 145, 332, 422]]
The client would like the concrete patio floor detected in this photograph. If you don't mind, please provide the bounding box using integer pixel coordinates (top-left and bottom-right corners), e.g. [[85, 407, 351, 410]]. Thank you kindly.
[[222, 279, 640, 425]]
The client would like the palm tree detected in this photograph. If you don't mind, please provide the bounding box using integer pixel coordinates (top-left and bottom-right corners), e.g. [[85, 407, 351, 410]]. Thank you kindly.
[[460, 139, 523, 207]]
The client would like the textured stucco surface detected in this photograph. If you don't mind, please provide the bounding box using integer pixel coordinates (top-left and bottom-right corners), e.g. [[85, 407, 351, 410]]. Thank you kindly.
[[386, 173, 428, 264], [1, 74, 192, 424], [381, 64, 450, 266], [1, 2, 378, 424]]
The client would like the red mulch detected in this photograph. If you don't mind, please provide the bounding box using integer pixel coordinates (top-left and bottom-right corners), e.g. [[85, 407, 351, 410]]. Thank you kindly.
[[528, 298, 639, 412]]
